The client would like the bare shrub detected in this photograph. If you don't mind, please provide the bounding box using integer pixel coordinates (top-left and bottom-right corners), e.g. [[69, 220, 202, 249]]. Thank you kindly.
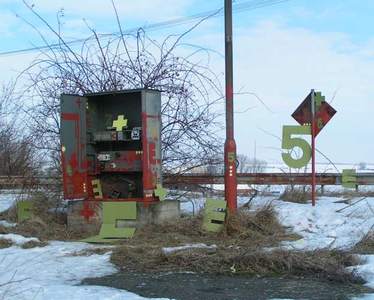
[[225, 205, 286, 241], [20, 240, 48, 249], [17, 2, 223, 174], [0, 82, 40, 177], [0, 239, 13, 249], [280, 186, 310, 204], [237, 154, 267, 173], [353, 231, 374, 254], [0, 193, 81, 241]]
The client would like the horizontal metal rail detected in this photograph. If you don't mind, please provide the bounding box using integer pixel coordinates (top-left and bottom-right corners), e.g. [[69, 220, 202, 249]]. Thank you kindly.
[[164, 172, 374, 186], [0, 173, 374, 188]]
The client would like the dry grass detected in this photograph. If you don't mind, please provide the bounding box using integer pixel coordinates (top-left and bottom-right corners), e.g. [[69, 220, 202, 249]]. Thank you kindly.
[[0, 238, 13, 249], [156, 249, 361, 283], [112, 239, 361, 284], [353, 231, 374, 254], [111, 205, 363, 283], [69, 247, 114, 257], [20, 240, 48, 249], [110, 205, 361, 283], [280, 187, 310, 204], [0, 192, 84, 241], [111, 205, 292, 272]]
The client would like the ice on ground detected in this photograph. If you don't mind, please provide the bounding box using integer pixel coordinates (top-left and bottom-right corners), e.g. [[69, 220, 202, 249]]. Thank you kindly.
[[0, 240, 169, 300], [0, 233, 39, 245], [162, 243, 217, 255]]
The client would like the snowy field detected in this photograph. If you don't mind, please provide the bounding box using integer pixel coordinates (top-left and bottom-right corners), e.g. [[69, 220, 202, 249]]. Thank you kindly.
[[2, 191, 374, 299], [0, 192, 168, 300]]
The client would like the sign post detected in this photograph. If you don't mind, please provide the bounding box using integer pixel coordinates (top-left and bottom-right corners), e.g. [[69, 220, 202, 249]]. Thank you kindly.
[[282, 91, 336, 205], [311, 90, 316, 206]]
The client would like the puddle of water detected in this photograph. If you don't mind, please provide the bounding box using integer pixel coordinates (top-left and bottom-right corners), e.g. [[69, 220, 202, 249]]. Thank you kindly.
[[83, 272, 373, 300]]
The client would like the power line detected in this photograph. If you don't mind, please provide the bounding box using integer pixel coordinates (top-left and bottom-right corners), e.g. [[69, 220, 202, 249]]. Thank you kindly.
[[0, 0, 292, 57]]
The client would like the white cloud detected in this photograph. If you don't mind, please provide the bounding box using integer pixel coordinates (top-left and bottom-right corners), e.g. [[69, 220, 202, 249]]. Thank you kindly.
[[188, 20, 374, 163], [232, 21, 374, 163]]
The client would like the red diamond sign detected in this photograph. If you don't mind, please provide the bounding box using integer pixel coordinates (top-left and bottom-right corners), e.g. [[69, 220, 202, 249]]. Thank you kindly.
[[292, 91, 336, 136]]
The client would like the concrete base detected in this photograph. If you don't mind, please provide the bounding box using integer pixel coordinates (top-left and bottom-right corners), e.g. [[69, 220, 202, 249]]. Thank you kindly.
[[67, 200, 180, 234], [67, 201, 102, 235]]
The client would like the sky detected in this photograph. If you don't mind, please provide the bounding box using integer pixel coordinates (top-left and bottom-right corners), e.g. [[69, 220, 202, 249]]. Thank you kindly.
[[0, 0, 373, 167]]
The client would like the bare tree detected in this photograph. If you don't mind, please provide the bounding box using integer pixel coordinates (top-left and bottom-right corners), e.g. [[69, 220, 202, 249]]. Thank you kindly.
[[18, 2, 224, 174], [237, 154, 267, 173], [0, 82, 40, 177]]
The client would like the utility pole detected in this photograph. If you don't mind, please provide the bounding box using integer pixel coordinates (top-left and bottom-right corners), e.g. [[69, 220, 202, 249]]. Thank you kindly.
[[311, 89, 316, 206], [224, 0, 237, 212]]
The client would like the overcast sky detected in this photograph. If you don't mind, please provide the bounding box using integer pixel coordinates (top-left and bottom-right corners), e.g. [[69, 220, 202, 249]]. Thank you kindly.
[[0, 0, 373, 167]]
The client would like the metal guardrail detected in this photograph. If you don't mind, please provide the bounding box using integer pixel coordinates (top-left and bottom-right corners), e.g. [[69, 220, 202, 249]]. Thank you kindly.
[[1, 173, 374, 188], [164, 172, 374, 186]]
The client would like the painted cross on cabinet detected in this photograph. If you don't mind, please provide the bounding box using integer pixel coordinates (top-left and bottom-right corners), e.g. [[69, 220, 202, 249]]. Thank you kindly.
[[112, 115, 128, 132]]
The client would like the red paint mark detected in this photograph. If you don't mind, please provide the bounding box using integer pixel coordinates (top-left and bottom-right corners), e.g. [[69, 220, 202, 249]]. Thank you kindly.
[[80, 201, 95, 220], [145, 114, 161, 119], [62, 107, 89, 200], [149, 143, 156, 164], [142, 113, 153, 198], [61, 113, 79, 121]]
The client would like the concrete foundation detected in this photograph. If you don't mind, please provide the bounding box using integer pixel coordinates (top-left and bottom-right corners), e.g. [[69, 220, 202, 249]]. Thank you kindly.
[[67, 200, 180, 234]]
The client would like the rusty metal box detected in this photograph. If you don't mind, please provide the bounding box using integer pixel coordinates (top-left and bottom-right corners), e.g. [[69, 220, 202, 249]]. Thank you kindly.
[[60, 89, 162, 203]]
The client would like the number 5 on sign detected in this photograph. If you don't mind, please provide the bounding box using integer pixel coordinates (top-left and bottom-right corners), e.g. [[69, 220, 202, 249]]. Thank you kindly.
[[282, 125, 312, 168]]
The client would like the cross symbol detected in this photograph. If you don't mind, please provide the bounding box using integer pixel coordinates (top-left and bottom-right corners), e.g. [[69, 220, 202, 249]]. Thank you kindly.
[[154, 184, 167, 201], [112, 115, 128, 132], [314, 92, 324, 111]]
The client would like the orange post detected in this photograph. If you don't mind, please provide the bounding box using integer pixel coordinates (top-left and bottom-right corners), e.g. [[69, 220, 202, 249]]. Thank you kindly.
[[224, 0, 237, 212], [311, 90, 316, 206]]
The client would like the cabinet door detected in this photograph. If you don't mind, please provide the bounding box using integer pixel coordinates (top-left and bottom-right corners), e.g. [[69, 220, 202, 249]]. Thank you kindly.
[[60, 94, 88, 199]]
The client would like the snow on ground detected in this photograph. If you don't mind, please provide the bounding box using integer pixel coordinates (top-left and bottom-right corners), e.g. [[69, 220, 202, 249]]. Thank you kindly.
[[0, 241, 169, 300], [180, 194, 374, 299], [0, 233, 39, 245], [0, 192, 19, 213], [0, 191, 169, 300], [4, 189, 374, 299], [0, 220, 16, 227], [254, 196, 374, 300], [273, 197, 374, 250]]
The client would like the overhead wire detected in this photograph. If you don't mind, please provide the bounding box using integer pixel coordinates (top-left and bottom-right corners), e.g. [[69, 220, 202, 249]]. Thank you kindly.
[[0, 0, 293, 57]]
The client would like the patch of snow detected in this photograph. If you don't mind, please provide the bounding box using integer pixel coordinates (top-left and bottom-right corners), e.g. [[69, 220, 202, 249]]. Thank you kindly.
[[0, 220, 16, 228], [162, 243, 217, 255], [0, 193, 18, 213], [352, 255, 374, 290], [0, 233, 39, 245], [0, 240, 170, 300], [268, 196, 374, 299], [273, 197, 374, 250]]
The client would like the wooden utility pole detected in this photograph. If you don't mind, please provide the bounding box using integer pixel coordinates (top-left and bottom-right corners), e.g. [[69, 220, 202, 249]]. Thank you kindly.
[[224, 0, 237, 212]]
